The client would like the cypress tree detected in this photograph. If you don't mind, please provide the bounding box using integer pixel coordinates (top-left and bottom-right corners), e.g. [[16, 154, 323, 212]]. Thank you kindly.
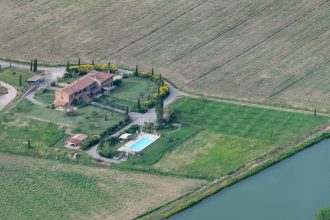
[[137, 97, 141, 110], [108, 62, 111, 73], [78, 58, 81, 66], [33, 59, 38, 72], [92, 60, 95, 65], [9, 59, 12, 68], [0, 64, 2, 72], [155, 94, 164, 127], [66, 60, 70, 72], [27, 139, 31, 149], [19, 74, 22, 87], [135, 65, 139, 77], [126, 106, 129, 115], [30, 60, 33, 71], [151, 68, 154, 76]]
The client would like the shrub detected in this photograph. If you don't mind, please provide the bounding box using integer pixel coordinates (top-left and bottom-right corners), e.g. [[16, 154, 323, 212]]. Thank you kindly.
[[316, 208, 330, 220], [98, 145, 118, 158], [106, 136, 120, 146], [139, 71, 150, 78], [81, 135, 100, 150], [159, 84, 170, 98], [125, 124, 140, 133], [144, 100, 155, 108], [64, 71, 73, 78], [113, 79, 122, 86], [69, 64, 94, 74]]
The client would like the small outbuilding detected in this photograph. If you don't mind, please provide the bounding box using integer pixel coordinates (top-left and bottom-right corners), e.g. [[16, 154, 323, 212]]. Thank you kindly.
[[65, 134, 88, 148], [119, 133, 132, 140]]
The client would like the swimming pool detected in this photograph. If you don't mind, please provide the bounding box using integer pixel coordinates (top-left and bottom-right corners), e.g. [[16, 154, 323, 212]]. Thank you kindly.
[[128, 136, 156, 152]]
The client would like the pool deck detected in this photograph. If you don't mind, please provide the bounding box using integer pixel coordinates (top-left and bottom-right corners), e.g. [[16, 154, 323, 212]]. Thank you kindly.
[[118, 133, 160, 154]]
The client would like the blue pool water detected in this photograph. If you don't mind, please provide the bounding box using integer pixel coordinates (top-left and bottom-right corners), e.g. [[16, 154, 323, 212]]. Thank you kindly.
[[128, 136, 155, 152]]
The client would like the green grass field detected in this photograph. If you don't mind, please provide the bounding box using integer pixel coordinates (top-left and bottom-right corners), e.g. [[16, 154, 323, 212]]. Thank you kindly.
[[34, 89, 55, 104], [0, 67, 34, 92], [0, 0, 329, 110], [154, 98, 329, 179], [0, 153, 204, 220], [0, 113, 65, 156], [13, 99, 126, 135], [107, 77, 158, 109]]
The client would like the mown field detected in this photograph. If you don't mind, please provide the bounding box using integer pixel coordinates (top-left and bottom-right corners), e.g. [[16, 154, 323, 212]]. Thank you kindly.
[[153, 98, 329, 179], [0, 0, 329, 110], [0, 153, 204, 220]]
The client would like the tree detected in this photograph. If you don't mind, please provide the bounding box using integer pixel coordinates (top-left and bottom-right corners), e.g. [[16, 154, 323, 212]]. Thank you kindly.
[[92, 59, 95, 65], [108, 61, 111, 72], [135, 65, 139, 76], [66, 60, 70, 72], [12, 71, 16, 76], [19, 74, 22, 87], [78, 58, 81, 66], [151, 68, 154, 76], [9, 59, 12, 67], [27, 139, 31, 149], [316, 208, 330, 220], [0, 64, 1, 71], [155, 94, 164, 127], [125, 106, 129, 115], [314, 108, 317, 117], [137, 97, 141, 110], [30, 60, 33, 71], [33, 59, 38, 72]]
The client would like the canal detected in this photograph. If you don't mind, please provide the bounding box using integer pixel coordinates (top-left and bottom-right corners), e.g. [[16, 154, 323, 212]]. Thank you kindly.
[[171, 139, 330, 220]]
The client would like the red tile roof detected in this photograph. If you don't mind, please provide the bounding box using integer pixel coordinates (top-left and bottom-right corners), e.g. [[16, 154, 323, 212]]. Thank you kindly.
[[58, 71, 114, 96]]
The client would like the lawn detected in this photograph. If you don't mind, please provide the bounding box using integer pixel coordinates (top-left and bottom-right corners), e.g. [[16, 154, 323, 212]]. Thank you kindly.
[[106, 77, 158, 109], [34, 89, 55, 104], [0, 153, 204, 220], [13, 99, 126, 135], [0, 67, 34, 92], [0, 113, 65, 156], [0, 85, 7, 95], [154, 98, 329, 179]]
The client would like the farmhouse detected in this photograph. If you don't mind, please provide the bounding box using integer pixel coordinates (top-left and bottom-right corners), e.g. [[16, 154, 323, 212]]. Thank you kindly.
[[54, 71, 114, 107], [65, 134, 88, 148]]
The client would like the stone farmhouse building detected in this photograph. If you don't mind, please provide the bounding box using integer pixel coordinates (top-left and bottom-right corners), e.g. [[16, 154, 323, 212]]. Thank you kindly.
[[54, 71, 114, 107]]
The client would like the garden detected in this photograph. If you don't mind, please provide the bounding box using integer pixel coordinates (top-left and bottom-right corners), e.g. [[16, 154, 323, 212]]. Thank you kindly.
[[0, 67, 34, 93]]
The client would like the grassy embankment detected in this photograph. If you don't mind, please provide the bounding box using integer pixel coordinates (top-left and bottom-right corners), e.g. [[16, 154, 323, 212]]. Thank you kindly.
[[153, 98, 329, 180], [0, 153, 204, 220]]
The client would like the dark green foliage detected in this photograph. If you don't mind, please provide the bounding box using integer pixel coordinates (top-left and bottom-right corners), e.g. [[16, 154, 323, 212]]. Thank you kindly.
[[135, 65, 139, 76], [80, 135, 100, 150], [30, 60, 33, 71], [137, 97, 141, 110], [78, 58, 81, 66], [317, 208, 330, 220], [126, 106, 129, 115], [19, 74, 22, 87], [66, 60, 70, 72], [155, 94, 164, 127], [113, 79, 122, 86], [92, 59, 95, 65], [33, 59, 38, 72]]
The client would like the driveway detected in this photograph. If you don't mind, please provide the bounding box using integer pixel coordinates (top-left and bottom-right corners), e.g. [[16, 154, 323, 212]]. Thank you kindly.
[[0, 81, 17, 110]]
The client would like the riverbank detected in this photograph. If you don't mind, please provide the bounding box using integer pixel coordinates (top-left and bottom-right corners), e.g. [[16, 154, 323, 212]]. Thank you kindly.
[[139, 126, 330, 219]]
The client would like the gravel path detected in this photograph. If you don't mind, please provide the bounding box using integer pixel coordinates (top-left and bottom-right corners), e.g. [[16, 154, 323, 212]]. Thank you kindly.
[[0, 81, 17, 110]]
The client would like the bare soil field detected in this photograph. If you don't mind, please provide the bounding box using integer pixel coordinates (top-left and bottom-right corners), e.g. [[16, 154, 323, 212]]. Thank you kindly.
[[0, 0, 329, 110], [0, 153, 204, 220]]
